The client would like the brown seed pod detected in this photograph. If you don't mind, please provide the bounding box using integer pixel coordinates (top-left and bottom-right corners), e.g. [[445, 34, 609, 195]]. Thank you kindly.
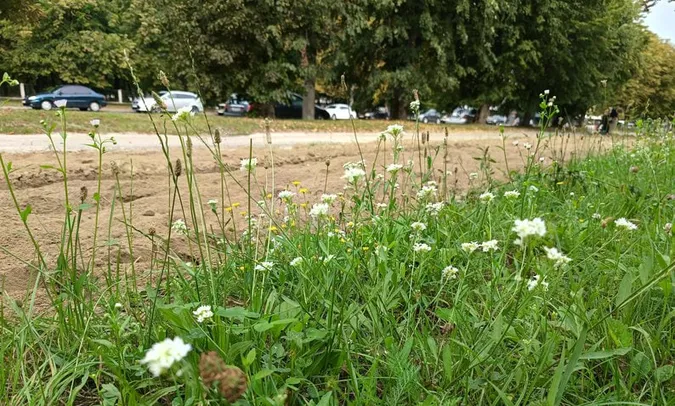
[[629, 166, 639, 173], [110, 161, 119, 176], [601, 216, 614, 228], [199, 351, 248, 403], [79, 186, 88, 203], [174, 159, 182, 177], [214, 129, 221, 144]]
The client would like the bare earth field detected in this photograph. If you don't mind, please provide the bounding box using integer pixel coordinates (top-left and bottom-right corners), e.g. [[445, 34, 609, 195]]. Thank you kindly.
[[0, 129, 605, 305]]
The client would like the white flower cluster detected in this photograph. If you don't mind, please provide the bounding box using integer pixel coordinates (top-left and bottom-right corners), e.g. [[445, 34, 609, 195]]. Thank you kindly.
[[254, 261, 274, 271], [386, 163, 403, 173], [171, 106, 195, 122], [614, 218, 638, 230], [140, 337, 192, 377], [479, 192, 495, 203], [193, 305, 214, 323], [416, 184, 438, 200], [171, 219, 188, 235], [290, 257, 303, 267], [543, 247, 571, 268], [309, 202, 330, 218], [527, 274, 549, 291], [343, 166, 366, 183], [461, 242, 480, 253], [385, 124, 404, 138], [425, 202, 444, 217], [321, 194, 338, 204], [413, 243, 432, 253], [512, 218, 546, 246], [278, 190, 295, 200], [409, 100, 420, 113], [462, 240, 499, 253], [504, 190, 521, 199], [442, 265, 459, 280], [411, 222, 427, 232], [240, 158, 257, 172]]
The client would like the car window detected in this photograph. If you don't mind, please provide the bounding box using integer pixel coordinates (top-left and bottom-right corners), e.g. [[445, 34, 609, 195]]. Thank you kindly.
[[71, 86, 93, 94], [340, 106, 348, 110], [59, 86, 78, 95], [428, 109, 437, 115], [326, 105, 336, 109]]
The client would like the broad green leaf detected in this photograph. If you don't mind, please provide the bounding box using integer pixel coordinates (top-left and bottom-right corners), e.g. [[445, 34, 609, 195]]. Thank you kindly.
[[579, 347, 631, 360], [616, 272, 632, 307], [216, 306, 260, 319], [252, 368, 274, 381]]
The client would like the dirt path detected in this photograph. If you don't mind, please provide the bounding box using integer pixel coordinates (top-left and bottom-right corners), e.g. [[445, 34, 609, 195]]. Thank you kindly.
[[0, 130, 530, 153], [0, 130, 600, 307]]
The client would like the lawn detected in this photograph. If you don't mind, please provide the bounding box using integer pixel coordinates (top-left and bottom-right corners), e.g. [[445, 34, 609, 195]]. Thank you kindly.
[[0, 94, 673, 405], [0, 106, 513, 136]]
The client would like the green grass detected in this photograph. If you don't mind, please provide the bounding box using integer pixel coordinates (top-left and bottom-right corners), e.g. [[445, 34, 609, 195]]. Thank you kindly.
[[0, 107, 513, 136], [0, 87, 674, 405]]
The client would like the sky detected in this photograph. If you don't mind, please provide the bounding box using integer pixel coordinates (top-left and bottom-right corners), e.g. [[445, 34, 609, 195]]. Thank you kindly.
[[644, 1, 675, 42]]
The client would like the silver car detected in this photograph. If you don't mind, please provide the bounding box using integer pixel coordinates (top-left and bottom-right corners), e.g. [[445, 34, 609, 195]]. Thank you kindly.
[[132, 91, 204, 113]]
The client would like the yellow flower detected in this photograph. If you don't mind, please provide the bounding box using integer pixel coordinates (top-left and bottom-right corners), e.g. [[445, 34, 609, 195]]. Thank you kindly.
[[266, 193, 272, 199], [300, 203, 308, 208], [239, 266, 245, 271], [299, 188, 308, 194], [292, 181, 301, 187], [281, 224, 287, 229], [363, 246, 369, 251], [269, 226, 278, 232], [340, 238, 346, 243], [240, 211, 247, 217], [226, 207, 233, 212], [347, 221, 354, 228], [232, 202, 241, 208], [347, 248, 352, 253]]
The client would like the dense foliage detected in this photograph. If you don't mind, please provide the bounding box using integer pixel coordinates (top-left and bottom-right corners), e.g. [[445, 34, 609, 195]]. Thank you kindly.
[[0, 0, 673, 119]]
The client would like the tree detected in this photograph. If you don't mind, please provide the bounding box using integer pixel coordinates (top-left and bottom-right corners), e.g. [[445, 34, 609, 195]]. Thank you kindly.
[[613, 32, 675, 119]]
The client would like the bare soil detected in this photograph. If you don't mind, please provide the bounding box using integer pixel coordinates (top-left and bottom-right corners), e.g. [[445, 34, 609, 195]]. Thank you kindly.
[[0, 129, 604, 307]]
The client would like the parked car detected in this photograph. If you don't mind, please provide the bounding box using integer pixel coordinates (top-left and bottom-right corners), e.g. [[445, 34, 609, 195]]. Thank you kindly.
[[362, 107, 389, 120], [258, 93, 329, 119], [415, 109, 443, 124], [217, 94, 251, 116], [23, 85, 107, 111], [486, 114, 507, 125], [132, 91, 203, 113], [323, 103, 357, 120], [441, 107, 477, 124]]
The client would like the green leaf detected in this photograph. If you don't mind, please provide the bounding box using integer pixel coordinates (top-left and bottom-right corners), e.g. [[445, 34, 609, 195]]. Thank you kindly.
[[630, 352, 652, 379], [442, 345, 453, 382], [554, 326, 588, 406], [19, 204, 31, 223], [316, 391, 333, 406], [91, 339, 115, 349], [655, 365, 674, 382], [243, 348, 256, 367], [252, 368, 274, 381], [579, 347, 631, 360], [216, 307, 260, 319], [616, 272, 632, 307]]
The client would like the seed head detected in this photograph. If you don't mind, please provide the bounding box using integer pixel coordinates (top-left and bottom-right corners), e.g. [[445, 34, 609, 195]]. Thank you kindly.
[[186, 137, 193, 158], [325, 159, 331, 167], [110, 161, 119, 176], [214, 129, 221, 144], [151, 91, 167, 110], [148, 227, 156, 236], [174, 159, 183, 177], [629, 166, 639, 173], [199, 351, 248, 403], [159, 71, 169, 88], [79, 186, 88, 203]]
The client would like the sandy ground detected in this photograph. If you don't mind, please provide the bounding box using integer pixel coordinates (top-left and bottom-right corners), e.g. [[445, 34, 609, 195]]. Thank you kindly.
[[0, 129, 599, 305]]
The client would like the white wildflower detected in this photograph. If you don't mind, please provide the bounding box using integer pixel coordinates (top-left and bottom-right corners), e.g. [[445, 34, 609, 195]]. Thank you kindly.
[[527, 274, 542, 291], [481, 240, 499, 252], [171, 106, 194, 122], [512, 218, 546, 246], [416, 185, 438, 200], [254, 261, 274, 271], [425, 202, 444, 217], [411, 222, 427, 232], [442, 265, 459, 280], [512, 140, 519, 146], [410, 100, 420, 113], [413, 243, 432, 253], [385, 124, 404, 137], [592, 213, 602, 220], [543, 247, 572, 268], [90, 119, 100, 127], [290, 257, 303, 267], [240, 158, 257, 172], [544, 89, 550, 95], [54, 99, 67, 108], [114, 302, 123, 309], [386, 163, 404, 173], [376, 203, 388, 209], [504, 190, 521, 199], [321, 194, 338, 204], [469, 172, 479, 180], [479, 191, 495, 203], [171, 219, 188, 235], [461, 242, 480, 253], [528, 185, 539, 193], [207, 199, 217, 211], [193, 305, 214, 323], [278, 190, 295, 200], [322, 254, 335, 264], [343, 167, 366, 183], [309, 203, 330, 218], [615, 218, 638, 231], [140, 337, 192, 377], [524, 143, 532, 150]]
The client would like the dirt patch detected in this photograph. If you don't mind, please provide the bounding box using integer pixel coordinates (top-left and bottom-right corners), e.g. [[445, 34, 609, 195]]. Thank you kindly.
[[0, 130, 608, 307]]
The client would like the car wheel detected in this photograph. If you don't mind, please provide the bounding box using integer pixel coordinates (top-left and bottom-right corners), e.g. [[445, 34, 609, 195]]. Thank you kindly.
[[191, 106, 199, 114], [423, 117, 428, 123], [331, 114, 337, 120], [41, 101, 53, 111], [89, 102, 101, 112]]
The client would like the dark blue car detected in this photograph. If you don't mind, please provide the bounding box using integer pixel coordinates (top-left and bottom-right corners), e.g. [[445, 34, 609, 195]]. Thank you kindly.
[[23, 85, 107, 111]]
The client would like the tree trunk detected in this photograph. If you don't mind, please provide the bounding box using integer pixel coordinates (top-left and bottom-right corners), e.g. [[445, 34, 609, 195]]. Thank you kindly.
[[302, 77, 315, 120], [391, 88, 407, 120], [520, 112, 533, 127], [476, 104, 489, 124]]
